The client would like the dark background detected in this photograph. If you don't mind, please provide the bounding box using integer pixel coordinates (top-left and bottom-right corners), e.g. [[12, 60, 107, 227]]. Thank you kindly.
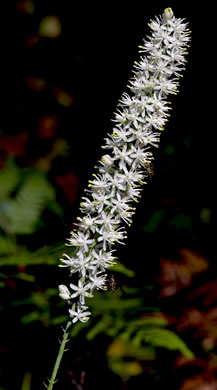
[[0, 1, 216, 389]]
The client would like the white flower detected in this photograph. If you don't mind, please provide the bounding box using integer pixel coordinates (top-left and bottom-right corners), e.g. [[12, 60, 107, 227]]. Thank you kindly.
[[70, 280, 93, 305], [110, 192, 131, 215], [94, 211, 120, 233], [59, 253, 78, 273], [145, 113, 165, 130], [71, 251, 92, 277], [89, 271, 107, 291], [77, 215, 97, 233], [69, 305, 91, 323], [113, 109, 129, 125], [80, 196, 96, 213], [126, 184, 142, 202], [68, 231, 95, 252], [134, 58, 154, 73], [122, 167, 145, 185], [110, 127, 132, 144], [113, 144, 133, 164], [92, 191, 112, 213], [105, 172, 126, 193], [155, 77, 178, 97], [97, 227, 126, 250], [89, 249, 116, 270], [88, 174, 109, 190], [130, 146, 152, 168]]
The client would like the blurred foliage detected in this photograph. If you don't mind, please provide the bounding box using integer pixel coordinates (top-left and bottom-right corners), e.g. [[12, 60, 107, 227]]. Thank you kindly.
[[0, 154, 196, 390], [67, 284, 194, 381], [21, 372, 32, 390]]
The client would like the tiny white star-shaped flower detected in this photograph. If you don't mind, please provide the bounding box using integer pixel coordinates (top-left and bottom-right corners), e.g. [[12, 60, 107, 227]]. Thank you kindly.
[[68, 231, 95, 252], [69, 305, 91, 323], [89, 271, 107, 291], [89, 249, 116, 271], [70, 280, 93, 305]]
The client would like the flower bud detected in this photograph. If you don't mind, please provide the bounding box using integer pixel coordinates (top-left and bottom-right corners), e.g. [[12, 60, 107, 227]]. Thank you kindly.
[[101, 154, 113, 166], [164, 7, 173, 20], [59, 285, 71, 300]]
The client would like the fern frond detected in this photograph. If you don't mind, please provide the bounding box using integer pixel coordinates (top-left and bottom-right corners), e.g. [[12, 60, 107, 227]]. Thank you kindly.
[[0, 173, 61, 234]]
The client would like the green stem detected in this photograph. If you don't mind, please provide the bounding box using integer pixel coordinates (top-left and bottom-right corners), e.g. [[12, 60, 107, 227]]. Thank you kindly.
[[45, 320, 71, 390]]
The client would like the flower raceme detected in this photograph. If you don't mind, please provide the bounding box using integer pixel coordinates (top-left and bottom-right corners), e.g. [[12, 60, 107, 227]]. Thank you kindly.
[[58, 8, 191, 323]]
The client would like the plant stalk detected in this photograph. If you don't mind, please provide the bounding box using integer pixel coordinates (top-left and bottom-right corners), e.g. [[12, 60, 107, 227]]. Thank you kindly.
[[45, 320, 71, 390]]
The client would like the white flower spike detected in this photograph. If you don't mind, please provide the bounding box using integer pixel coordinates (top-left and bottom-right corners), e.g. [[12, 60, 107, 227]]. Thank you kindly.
[[59, 8, 191, 323]]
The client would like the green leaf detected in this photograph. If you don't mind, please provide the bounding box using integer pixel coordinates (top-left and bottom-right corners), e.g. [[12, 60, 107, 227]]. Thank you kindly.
[[51, 315, 68, 326], [142, 210, 165, 232], [89, 295, 144, 312], [109, 359, 143, 379], [134, 327, 194, 359], [106, 319, 125, 337], [21, 372, 32, 390], [21, 311, 41, 324], [170, 212, 193, 231], [112, 261, 135, 277], [0, 242, 65, 266], [70, 320, 90, 337], [130, 316, 168, 327], [86, 316, 111, 340], [0, 236, 17, 255], [119, 317, 168, 343], [164, 144, 174, 156], [107, 339, 155, 379], [15, 272, 35, 282]]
